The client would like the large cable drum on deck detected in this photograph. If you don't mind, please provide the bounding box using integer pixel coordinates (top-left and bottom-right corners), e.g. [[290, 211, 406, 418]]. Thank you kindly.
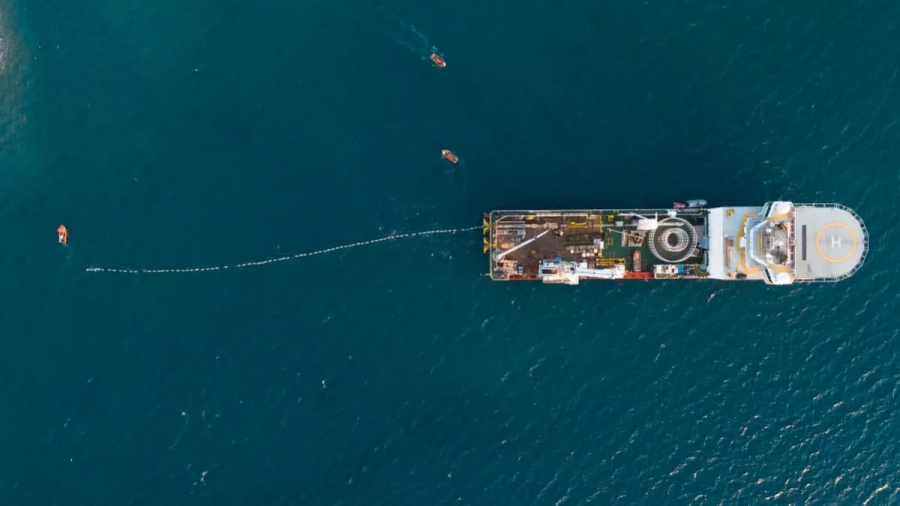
[[647, 217, 699, 263]]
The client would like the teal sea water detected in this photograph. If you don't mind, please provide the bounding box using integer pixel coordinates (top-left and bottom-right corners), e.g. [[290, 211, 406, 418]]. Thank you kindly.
[[2, 0, 899, 504]]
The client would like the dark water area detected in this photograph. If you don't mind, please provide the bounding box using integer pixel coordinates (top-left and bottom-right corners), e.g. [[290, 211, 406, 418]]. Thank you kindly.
[[1, 0, 899, 504]]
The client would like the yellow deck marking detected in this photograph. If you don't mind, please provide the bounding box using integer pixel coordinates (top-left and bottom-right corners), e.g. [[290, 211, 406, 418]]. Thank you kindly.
[[815, 221, 857, 263], [735, 212, 760, 274]]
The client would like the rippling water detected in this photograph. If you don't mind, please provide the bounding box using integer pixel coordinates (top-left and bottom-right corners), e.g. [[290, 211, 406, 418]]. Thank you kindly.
[[1, 0, 899, 504]]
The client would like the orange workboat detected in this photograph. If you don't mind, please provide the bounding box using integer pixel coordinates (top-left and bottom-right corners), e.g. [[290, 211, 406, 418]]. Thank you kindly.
[[429, 53, 447, 68], [441, 149, 459, 164], [57, 224, 68, 244]]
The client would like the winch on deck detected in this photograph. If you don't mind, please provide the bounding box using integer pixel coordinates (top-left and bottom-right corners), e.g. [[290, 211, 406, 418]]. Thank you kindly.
[[485, 209, 710, 282], [484, 200, 867, 284]]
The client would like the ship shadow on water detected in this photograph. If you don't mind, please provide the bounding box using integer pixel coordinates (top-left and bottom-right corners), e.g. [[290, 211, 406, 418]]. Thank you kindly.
[[480, 147, 769, 213], [448, 72, 773, 213]]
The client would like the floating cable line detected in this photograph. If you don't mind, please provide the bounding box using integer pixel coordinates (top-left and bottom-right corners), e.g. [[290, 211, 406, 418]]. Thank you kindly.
[[85, 225, 481, 274]]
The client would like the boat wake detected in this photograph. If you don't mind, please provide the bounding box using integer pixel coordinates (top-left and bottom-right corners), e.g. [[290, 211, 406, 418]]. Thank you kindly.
[[0, 10, 8, 76], [379, 13, 441, 62]]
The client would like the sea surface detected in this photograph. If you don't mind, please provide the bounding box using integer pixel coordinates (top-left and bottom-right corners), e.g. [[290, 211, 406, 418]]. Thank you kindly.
[[1, 0, 899, 504]]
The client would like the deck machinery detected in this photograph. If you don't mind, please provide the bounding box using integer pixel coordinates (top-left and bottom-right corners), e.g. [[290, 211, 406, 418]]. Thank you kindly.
[[483, 202, 867, 285]]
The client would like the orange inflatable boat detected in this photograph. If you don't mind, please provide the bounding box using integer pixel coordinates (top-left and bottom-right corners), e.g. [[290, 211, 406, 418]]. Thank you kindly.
[[430, 53, 447, 68], [58, 224, 68, 244], [441, 149, 459, 164]]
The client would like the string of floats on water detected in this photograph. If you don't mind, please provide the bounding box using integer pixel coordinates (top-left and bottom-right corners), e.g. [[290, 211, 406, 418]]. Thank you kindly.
[[76, 226, 480, 274]]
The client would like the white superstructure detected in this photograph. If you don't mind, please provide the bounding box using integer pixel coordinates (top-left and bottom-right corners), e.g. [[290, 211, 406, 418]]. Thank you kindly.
[[706, 201, 867, 284]]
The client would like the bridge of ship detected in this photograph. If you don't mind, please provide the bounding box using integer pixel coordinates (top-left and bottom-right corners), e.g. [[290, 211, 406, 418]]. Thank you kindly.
[[724, 202, 867, 283]]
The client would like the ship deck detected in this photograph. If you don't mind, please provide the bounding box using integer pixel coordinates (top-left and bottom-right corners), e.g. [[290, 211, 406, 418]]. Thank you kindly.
[[793, 204, 867, 281], [487, 209, 709, 281]]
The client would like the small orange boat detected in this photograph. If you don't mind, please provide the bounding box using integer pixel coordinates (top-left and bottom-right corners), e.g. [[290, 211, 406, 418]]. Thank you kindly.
[[429, 53, 447, 68], [58, 224, 68, 244], [441, 149, 459, 164]]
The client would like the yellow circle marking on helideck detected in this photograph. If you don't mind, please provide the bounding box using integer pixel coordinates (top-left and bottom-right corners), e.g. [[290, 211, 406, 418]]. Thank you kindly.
[[815, 221, 857, 264]]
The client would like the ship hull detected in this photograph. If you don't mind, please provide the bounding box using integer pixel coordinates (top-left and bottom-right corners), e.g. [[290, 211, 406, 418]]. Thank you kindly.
[[484, 203, 867, 284], [486, 209, 709, 282]]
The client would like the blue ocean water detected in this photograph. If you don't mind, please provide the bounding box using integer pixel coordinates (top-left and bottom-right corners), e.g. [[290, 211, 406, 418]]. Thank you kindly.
[[2, 0, 899, 504]]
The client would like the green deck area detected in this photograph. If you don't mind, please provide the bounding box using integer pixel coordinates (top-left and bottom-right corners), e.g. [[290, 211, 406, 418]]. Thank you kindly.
[[487, 209, 709, 281]]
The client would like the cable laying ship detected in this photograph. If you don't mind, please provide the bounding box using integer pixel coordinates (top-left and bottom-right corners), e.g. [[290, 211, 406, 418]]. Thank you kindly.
[[483, 201, 868, 285]]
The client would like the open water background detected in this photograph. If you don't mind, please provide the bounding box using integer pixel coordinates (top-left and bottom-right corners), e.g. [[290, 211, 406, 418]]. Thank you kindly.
[[1, 0, 900, 504]]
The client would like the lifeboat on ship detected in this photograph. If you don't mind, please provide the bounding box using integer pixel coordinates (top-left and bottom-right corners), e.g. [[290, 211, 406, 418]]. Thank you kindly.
[[687, 199, 707, 208], [632, 249, 642, 272], [430, 53, 447, 68], [441, 149, 459, 164]]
